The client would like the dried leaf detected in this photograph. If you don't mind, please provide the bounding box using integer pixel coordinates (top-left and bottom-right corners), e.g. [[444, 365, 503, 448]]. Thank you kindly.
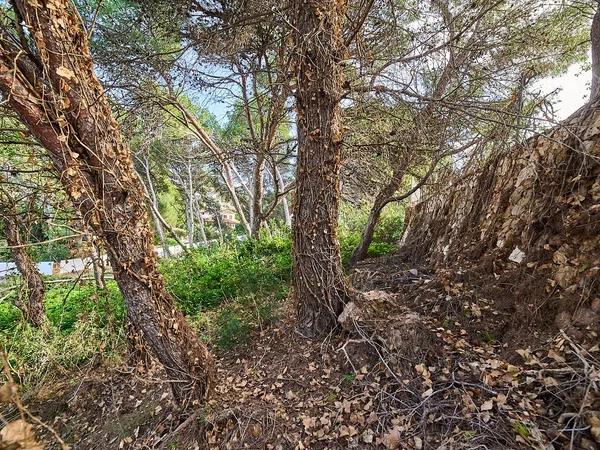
[[56, 66, 76, 80], [382, 427, 401, 449], [480, 400, 494, 411], [0, 420, 43, 450]]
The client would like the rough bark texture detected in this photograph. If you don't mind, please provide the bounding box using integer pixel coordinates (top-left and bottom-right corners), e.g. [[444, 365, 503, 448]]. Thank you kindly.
[[0, 0, 212, 406], [591, 2, 600, 102], [4, 217, 46, 328], [292, 0, 353, 337], [402, 101, 600, 305]]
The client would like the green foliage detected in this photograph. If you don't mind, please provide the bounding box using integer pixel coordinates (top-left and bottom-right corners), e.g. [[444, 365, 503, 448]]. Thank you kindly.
[[161, 229, 292, 314], [44, 282, 125, 332], [0, 301, 22, 330], [512, 420, 530, 439], [338, 202, 405, 263], [0, 210, 403, 372], [157, 181, 183, 229], [214, 307, 251, 350], [0, 281, 125, 332], [0, 315, 124, 388]]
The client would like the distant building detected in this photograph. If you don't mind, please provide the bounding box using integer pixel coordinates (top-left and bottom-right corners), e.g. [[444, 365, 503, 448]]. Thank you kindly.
[[199, 202, 239, 229]]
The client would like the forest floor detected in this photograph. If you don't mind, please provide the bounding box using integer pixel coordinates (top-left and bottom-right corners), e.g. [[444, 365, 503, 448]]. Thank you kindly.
[[9, 253, 600, 449]]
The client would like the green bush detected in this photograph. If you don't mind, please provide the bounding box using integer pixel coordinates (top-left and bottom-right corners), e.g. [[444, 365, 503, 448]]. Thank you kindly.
[[0, 300, 22, 330], [161, 229, 292, 315], [0, 315, 124, 388], [214, 307, 251, 350], [0, 281, 124, 332], [45, 281, 125, 331]]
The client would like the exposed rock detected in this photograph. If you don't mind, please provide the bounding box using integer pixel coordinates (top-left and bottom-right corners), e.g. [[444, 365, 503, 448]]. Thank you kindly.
[[401, 102, 600, 320]]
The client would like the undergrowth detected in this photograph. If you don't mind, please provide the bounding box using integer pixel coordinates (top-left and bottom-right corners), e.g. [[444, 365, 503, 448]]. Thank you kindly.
[[0, 214, 403, 383]]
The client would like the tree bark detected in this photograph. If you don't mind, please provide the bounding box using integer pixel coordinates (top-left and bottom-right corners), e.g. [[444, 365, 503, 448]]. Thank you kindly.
[[90, 236, 106, 291], [4, 216, 46, 328], [251, 155, 265, 237], [349, 164, 408, 265], [292, 0, 353, 337], [275, 166, 292, 227], [0, 0, 212, 407], [591, 1, 600, 102]]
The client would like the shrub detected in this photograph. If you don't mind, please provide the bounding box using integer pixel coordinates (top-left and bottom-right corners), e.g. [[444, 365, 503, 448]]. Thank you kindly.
[[44, 281, 125, 332], [214, 307, 251, 350], [161, 229, 292, 315], [0, 300, 22, 330], [0, 315, 124, 388]]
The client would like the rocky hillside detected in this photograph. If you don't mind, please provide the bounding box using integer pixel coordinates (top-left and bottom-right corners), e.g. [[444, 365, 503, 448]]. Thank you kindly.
[[401, 101, 600, 334]]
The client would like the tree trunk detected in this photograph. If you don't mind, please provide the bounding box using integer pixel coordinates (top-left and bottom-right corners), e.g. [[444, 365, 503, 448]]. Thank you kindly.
[[142, 155, 170, 257], [251, 155, 265, 237], [193, 198, 208, 245], [292, 0, 353, 337], [4, 216, 46, 328], [90, 236, 106, 291], [349, 164, 408, 265], [591, 1, 600, 102], [276, 166, 292, 227], [0, 0, 212, 407], [186, 161, 195, 246]]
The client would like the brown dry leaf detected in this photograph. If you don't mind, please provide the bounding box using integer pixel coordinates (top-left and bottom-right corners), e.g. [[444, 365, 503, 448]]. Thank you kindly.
[[338, 425, 350, 437], [588, 415, 600, 443], [413, 436, 423, 449], [381, 427, 401, 449], [0, 383, 16, 403], [542, 377, 559, 387], [480, 400, 494, 411], [56, 66, 76, 80], [301, 416, 315, 430], [548, 349, 565, 363], [0, 420, 43, 450]]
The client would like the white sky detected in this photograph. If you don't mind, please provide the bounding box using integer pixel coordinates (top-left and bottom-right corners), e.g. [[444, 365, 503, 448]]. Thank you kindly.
[[537, 64, 591, 120]]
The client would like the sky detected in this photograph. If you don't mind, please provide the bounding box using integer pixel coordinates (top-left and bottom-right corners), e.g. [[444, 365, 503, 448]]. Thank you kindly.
[[197, 63, 593, 127], [535, 64, 591, 120]]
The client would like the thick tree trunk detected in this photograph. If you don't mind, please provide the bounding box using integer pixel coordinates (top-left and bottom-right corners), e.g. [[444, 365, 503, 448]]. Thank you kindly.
[[4, 217, 46, 328], [591, 2, 600, 102], [0, 0, 212, 407], [292, 0, 353, 337]]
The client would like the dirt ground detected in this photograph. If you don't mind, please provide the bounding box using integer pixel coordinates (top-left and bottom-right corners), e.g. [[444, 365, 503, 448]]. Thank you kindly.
[[7, 253, 600, 449]]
